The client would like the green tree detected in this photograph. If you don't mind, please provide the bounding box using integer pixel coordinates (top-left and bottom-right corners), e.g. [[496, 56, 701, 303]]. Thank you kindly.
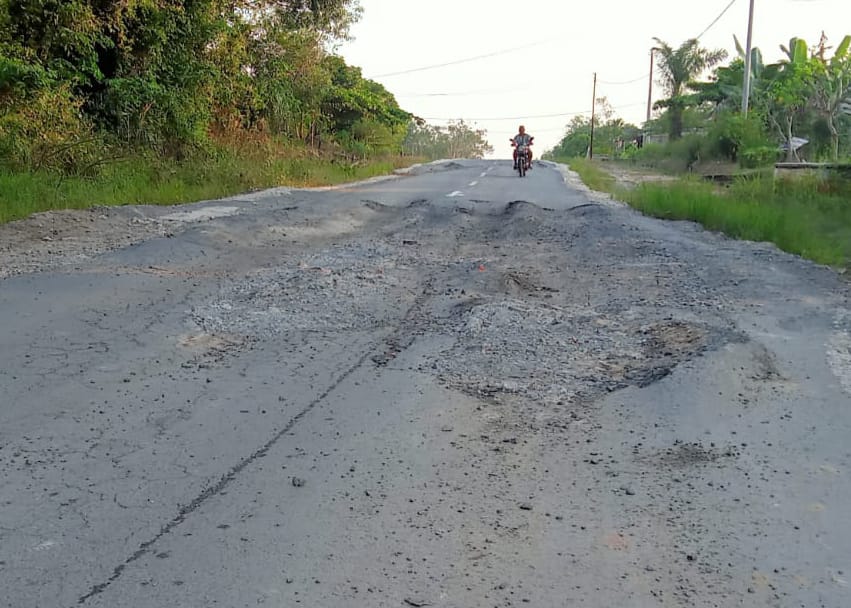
[[321, 55, 410, 144], [652, 37, 727, 140], [402, 120, 491, 160], [547, 100, 640, 159], [762, 40, 819, 161], [811, 34, 851, 160], [0, 0, 416, 171]]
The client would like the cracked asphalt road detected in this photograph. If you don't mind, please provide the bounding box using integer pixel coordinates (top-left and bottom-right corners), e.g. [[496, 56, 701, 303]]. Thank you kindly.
[[1, 159, 850, 607]]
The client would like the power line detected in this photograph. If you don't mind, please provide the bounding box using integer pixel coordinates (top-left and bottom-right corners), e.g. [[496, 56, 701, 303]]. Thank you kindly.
[[599, 73, 650, 85], [695, 0, 738, 40], [421, 103, 646, 122], [422, 111, 588, 121], [372, 39, 556, 78], [488, 126, 574, 135], [597, 2, 737, 91], [394, 81, 541, 98]]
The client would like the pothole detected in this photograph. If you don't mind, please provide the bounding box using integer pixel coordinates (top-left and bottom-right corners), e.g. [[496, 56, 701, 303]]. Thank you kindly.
[[430, 301, 717, 406]]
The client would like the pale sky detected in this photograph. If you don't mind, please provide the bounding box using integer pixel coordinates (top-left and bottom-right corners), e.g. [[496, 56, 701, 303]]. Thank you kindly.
[[338, 0, 851, 159]]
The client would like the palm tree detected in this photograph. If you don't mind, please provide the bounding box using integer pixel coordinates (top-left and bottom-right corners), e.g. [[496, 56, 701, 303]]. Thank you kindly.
[[652, 38, 728, 139]]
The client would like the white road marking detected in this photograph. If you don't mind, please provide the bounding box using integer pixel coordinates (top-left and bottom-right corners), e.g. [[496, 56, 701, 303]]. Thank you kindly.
[[447, 191, 465, 198], [469, 181, 478, 186], [480, 172, 487, 177]]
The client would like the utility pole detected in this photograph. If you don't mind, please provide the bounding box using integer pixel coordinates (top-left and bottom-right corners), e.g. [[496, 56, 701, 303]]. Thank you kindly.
[[645, 47, 660, 148], [646, 49, 656, 125], [589, 72, 597, 159], [742, 0, 755, 116]]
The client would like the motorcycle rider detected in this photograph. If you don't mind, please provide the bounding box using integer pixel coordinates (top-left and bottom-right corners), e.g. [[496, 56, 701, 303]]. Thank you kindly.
[[510, 125, 534, 170]]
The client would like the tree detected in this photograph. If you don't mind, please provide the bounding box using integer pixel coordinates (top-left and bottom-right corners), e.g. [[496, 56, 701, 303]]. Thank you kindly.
[[546, 101, 640, 159], [402, 120, 492, 160], [759, 38, 821, 161], [0, 0, 419, 171], [652, 38, 727, 140], [321, 55, 411, 137], [811, 34, 851, 160]]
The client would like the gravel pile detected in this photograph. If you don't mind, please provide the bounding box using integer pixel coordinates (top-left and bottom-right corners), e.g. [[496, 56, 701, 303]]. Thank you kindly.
[[429, 297, 676, 406], [193, 242, 414, 336]]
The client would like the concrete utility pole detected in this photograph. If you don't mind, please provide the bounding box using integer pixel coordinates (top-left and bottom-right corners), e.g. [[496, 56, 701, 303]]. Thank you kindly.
[[646, 49, 656, 125], [742, 0, 755, 116], [645, 47, 661, 148], [589, 72, 597, 159]]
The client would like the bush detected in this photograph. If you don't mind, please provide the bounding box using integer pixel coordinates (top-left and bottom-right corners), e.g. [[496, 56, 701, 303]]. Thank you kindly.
[[740, 146, 779, 168], [0, 84, 103, 174], [706, 112, 775, 165], [98, 77, 210, 157], [628, 138, 702, 173]]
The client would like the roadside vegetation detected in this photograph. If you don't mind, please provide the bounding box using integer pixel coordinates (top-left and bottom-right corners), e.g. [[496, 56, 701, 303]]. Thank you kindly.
[[0, 0, 492, 223], [0, 142, 413, 224], [546, 32, 851, 269]]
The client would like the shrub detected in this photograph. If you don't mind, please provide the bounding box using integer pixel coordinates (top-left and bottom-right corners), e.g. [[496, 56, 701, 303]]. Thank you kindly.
[[740, 146, 779, 168], [0, 84, 103, 174], [706, 112, 775, 165]]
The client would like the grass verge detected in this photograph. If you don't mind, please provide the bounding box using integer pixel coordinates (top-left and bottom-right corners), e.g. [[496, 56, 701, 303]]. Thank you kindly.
[[561, 156, 616, 192], [561, 156, 851, 269], [0, 141, 420, 224]]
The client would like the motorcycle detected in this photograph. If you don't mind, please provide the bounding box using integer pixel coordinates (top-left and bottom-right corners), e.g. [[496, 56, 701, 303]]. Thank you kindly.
[[510, 138, 533, 177]]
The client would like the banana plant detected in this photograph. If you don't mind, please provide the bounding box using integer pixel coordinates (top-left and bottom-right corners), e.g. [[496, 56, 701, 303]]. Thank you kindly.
[[762, 39, 817, 161], [780, 38, 810, 65], [811, 35, 851, 160], [691, 36, 769, 117]]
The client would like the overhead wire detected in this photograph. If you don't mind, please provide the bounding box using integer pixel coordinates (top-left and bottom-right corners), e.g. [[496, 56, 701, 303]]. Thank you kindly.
[[368, 3, 737, 146], [597, 1, 738, 90], [371, 4, 736, 121], [421, 103, 646, 123], [489, 126, 574, 135], [695, 0, 738, 40], [372, 38, 558, 78], [598, 74, 650, 86], [393, 80, 542, 98]]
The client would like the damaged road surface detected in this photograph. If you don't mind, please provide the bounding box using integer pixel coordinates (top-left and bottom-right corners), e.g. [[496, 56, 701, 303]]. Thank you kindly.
[[1, 159, 850, 607]]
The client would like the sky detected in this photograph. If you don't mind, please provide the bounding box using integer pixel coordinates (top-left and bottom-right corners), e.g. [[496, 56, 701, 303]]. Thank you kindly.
[[337, 0, 851, 159]]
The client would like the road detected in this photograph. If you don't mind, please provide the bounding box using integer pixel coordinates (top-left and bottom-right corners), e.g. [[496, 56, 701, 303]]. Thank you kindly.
[[1, 159, 850, 607]]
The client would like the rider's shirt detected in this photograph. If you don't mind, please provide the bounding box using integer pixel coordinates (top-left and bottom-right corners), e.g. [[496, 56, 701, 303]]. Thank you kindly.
[[512, 133, 533, 146]]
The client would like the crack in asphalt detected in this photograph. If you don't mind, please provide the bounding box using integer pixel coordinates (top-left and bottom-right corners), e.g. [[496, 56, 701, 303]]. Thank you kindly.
[[75, 346, 376, 604], [371, 278, 435, 367], [75, 274, 437, 604]]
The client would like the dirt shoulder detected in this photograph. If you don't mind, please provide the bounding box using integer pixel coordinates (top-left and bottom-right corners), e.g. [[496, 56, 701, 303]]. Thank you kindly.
[[0, 167, 418, 279], [594, 160, 678, 190]]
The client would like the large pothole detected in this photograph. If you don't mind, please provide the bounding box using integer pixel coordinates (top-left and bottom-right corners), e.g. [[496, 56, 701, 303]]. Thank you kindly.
[[428, 298, 717, 406]]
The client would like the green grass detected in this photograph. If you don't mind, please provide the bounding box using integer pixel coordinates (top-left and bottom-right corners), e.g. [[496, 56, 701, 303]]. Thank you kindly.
[[560, 156, 616, 192], [0, 147, 415, 224], [622, 176, 851, 268], [559, 156, 851, 268]]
